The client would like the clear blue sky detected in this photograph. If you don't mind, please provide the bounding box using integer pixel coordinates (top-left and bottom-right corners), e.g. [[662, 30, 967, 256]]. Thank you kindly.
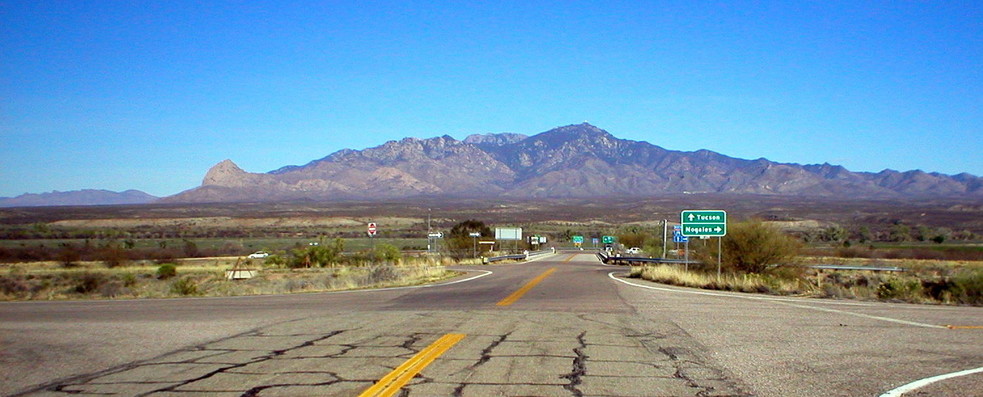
[[2, 1, 981, 197]]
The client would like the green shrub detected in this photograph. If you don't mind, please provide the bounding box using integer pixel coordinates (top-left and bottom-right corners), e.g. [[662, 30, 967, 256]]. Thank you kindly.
[[156, 263, 177, 279], [949, 270, 983, 305], [121, 273, 138, 288], [876, 278, 923, 301], [372, 244, 403, 264], [170, 277, 199, 296], [289, 238, 344, 268], [704, 220, 801, 273], [264, 254, 286, 268]]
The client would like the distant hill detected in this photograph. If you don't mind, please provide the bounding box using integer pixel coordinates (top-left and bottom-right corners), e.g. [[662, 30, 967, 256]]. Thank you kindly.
[[0, 189, 158, 207], [163, 123, 982, 203]]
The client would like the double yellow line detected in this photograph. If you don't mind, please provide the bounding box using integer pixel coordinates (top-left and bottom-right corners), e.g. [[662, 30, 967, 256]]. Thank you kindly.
[[359, 333, 466, 397], [496, 268, 556, 306], [362, 266, 560, 395]]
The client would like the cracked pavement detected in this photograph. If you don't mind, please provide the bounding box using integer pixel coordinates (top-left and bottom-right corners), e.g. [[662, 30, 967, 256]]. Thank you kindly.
[[21, 311, 745, 396], [3, 253, 981, 396]]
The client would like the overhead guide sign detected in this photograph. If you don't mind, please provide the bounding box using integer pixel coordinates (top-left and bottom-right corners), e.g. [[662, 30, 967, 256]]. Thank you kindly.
[[680, 210, 727, 237]]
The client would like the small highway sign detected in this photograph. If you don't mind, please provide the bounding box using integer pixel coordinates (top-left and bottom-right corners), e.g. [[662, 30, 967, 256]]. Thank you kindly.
[[680, 210, 727, 237], [673, 231, 689, 243], [572, 236, 584, 244], [367, 222, 377, 236], [602, 236, 615, 244]]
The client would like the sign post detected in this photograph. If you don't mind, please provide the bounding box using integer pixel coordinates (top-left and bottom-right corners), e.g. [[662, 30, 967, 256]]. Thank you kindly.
[[469, 232, 481, 258], [681, 210, 727, 280], [367, 222, 377, 251], [680, 210, 727, 237], [602, 235, 615, 251]]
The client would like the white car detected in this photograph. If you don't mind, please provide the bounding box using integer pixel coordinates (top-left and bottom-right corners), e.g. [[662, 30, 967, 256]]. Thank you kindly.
[[247, 251, 270, 259], [625, 247, 642, 255]]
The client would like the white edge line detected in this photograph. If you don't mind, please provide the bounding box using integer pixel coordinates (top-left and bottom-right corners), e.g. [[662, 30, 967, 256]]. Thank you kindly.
[[321, 269, 494, 294], [1, 269, 495, 305], [879, 366, 983, 397], [606, 271, 869, 306], [607, 271, 946, 329]]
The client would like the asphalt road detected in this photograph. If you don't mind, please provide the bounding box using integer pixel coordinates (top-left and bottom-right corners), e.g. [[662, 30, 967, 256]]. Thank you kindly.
[[1, 252, 981, 396]]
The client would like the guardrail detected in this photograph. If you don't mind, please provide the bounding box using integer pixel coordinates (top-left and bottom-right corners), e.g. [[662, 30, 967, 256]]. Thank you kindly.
[[482, 249, 555, 264], [597, 251, 699, 266], [808, 264, 905, 272]]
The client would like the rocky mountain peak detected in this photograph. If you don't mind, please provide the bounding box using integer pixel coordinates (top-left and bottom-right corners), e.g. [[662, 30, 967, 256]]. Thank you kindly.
[[203, 159, 248, 186], [528, 123, 617, 147], [463, 132, 528, 146]]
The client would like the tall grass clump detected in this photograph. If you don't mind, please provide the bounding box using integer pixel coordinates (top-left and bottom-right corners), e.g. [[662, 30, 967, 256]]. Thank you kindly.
[[170, 277, 199, 296], [629, 264, 813, 295]]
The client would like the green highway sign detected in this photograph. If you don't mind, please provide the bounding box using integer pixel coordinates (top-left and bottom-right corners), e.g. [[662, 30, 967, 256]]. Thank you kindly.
[[602, 235, 615, 244], [572, 235, 584, 244], [680, 210, 727, 237]]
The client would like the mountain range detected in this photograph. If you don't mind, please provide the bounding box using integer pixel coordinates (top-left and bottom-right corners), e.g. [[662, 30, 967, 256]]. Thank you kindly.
[[0, 189, 158, 207], [162, 123, 982, 203]]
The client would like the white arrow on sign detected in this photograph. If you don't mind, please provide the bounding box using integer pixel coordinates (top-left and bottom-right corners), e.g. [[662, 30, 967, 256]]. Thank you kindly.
[[688, 214, 695, 221]]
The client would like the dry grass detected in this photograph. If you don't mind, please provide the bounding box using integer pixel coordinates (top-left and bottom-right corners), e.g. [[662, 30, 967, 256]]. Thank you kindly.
[[629, 265, 815, 295], [629, 257, 983, 305], [0, 256, 461, 301]]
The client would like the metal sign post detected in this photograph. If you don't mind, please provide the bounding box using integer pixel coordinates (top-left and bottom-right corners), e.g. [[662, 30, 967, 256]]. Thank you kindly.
[[684, 239, 689, 271], [717, 236, 722, 282], [662, 219, 668, 259], [469, 232, 480, 258], [367, 222, 377, 251]]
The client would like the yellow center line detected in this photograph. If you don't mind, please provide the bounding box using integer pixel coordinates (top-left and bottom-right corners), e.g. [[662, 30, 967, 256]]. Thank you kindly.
[[496, 268, 556, 306], [946, 325, 983, 329], [564, 254, 577, 262], [359, 333, 466, 397]]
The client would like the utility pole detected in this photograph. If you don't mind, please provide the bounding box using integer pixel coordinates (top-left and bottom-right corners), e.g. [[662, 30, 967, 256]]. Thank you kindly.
[[662, 219, 668, 259]]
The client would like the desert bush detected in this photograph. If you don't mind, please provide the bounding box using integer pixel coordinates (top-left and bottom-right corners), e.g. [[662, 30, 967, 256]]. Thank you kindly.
[[264, 254, 286, 268], [876, 278, 923, 302], [99, 242, 129, 268], [372, 244, 403, 264], [0, 277, 31, 296], [170, 277, 199, 296], [445, 220, 494, 259], [74, 273, 106, 294], [182, 239, 199, 257], [156, 263, 177, 279], [712, 220, 801, 273], [289, 238, 344, 268], [100, 281, 127, 298], [58, 244, 81, 268], [949, 270, 983, 305], [121, 272, 138, 288]]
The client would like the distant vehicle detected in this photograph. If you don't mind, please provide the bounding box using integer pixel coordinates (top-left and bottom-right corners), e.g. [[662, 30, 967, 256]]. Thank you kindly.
[[247, 251, 270, 259], [625, 247, 642, 255]]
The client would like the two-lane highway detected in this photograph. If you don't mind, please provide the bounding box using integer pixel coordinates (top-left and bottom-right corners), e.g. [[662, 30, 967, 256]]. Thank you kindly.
[[1, 252, 980, 396]]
